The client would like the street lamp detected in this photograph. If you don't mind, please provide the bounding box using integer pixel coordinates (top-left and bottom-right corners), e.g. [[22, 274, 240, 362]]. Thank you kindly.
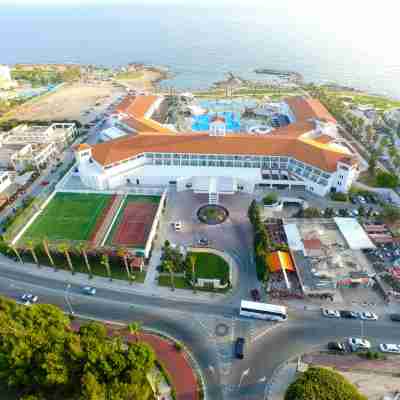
[[360, 319, 364, 339], [65, 283, 74, 315], [238, 368, 250, 389]]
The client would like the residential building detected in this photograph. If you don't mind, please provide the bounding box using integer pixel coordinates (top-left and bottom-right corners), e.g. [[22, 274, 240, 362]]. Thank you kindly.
[[3, 123, 77, 150], [75, 95, 359, 198], [0, 171, 12, 193]]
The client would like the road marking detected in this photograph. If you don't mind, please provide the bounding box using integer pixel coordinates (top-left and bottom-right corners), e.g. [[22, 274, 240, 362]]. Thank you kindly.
[[194, 317, 214, 338]]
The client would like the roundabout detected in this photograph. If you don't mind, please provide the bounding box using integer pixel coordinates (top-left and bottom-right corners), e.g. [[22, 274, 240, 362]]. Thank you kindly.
[[197, 204, 229, 225]]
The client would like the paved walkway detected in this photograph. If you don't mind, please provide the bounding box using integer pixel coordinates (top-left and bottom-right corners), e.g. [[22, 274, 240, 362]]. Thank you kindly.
[[265, 361, 298, 400]]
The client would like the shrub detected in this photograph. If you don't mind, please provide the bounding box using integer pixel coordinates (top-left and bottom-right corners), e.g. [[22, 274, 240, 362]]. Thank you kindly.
[[285, 367, 367, 400], [331, 192, 348, 202], [263, 193, 278, 205], [376, 171, 399, 188]]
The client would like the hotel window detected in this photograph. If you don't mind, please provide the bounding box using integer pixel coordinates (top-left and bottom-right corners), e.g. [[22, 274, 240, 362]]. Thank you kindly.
[[226, 161, 233, 167], [253, 161, 261, 168], [263, 156, 270, 162], [303, 170, 311, 178], [182, 154, 189, 159], [319, 178, 328, 185], [209, 155, 217, 160], [155, 159, 162, 165], [208, 161, 216, 167], [234, 155, 242, 161], [244, 162, 251, 168], [190, 154, 197, 159], [174, 153, 180, 158], [155, 153, 162, 158], [164, 153, 171, 159], [145, 153, 154, 159], [200, 160, 207, 166], [164, 159, 171, 166], [226, 155, 234, 160], [217, 155, 224, 160], [313, 169, 321, 176], [137, 154, 144, 158], [234, 161, 242, 167], [271, 162, 279, 169], [322, 173, 330, 179], [217, 161, 224, 167], [173, 159, 180, 166], [280, 157, 288, 163], [199, 155, 207, 160], [190, 159, 198, 166], [182, 160, 189, 166]]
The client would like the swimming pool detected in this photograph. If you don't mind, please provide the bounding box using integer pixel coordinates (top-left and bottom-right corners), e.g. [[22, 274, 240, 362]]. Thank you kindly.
[[200, 98, 257, 113], [191, 111, 241, 132]]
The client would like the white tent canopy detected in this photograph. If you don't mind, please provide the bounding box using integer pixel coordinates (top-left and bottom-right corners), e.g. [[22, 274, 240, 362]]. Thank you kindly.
[[334, 218, 375, 250]]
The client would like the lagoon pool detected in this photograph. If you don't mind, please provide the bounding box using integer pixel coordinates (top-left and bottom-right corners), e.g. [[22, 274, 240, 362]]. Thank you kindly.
[[192, 111, 241, 132]]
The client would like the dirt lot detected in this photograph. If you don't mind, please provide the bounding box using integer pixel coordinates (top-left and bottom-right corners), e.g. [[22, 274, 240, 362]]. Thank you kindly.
[[8, 82, 124, 123], [303, 352, 400, 400], [115, 69, 165, 91]]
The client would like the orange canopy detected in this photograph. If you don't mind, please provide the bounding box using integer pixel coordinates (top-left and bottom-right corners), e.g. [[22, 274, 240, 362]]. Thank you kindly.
[[266, 251, 295, 273]]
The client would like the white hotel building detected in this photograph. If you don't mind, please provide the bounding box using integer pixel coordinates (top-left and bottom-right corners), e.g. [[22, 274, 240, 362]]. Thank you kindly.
[[74, 95, 359, 200]]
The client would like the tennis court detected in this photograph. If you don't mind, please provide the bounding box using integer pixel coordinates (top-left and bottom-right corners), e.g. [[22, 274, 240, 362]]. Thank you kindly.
[[106, 195, 160, 248], [21, 192, 113, 243]]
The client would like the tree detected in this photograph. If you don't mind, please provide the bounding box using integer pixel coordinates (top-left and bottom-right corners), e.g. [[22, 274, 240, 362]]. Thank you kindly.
[[365, 125, 376, 144], [76, 242, 92, 278], [81, 371, 106, 400], [164, 260, 175, 291], [188, 254, 197, 293], [127, 321, 142, 343], [368, 152, 378, 177], [375, 171, 399, 188], [42, 237, 55, 268], [381, 204, 400, 223], [117, 247, 131, 283], [9, 243, 23, 263], [58, 243, 74, 274], [285, 367, 367, 400], [26, 239, 39, 267], [100, 253, 112, 281]]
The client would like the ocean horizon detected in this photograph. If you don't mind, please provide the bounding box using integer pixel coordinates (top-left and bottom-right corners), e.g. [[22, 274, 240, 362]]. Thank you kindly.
[[1, 1, 400, 98]]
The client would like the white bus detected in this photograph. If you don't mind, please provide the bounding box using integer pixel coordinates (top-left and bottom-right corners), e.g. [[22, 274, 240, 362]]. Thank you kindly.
[[240, 300, 288, 321]]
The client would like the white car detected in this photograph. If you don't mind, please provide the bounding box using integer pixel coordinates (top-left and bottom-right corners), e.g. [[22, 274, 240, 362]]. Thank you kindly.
[[173, 221, 183, 231], [348, 337, 371, 351], [379, 344, 400, 354], [360, 311, 378, 321], [21, 293, 38, 305], [322, 308, 340, 318]]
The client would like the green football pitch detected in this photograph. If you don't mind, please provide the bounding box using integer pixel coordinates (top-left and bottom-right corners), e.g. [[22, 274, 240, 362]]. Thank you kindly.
[[21, 192, 112, 243]]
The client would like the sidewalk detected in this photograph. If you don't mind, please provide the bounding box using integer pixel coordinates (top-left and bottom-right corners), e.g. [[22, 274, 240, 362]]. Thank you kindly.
[[265, 361, 298, 400], [0, 255, 228, 304]]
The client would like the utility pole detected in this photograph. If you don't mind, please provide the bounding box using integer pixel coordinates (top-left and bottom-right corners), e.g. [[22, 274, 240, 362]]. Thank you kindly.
[[64, 283, 74, 315]]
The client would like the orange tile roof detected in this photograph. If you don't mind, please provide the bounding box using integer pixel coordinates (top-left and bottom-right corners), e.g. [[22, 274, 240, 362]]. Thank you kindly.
[[312, 134, 334, 144], [73, 143, 91, 151], [285, 96, 337, 124], [115, 95, 159, 118], [91, 131, 352, 172], [266, 251, 295, 273]]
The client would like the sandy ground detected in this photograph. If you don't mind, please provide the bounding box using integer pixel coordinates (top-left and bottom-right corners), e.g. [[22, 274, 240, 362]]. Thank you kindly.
[[115, 69, 165, 91], [8, 82, 125, 123]]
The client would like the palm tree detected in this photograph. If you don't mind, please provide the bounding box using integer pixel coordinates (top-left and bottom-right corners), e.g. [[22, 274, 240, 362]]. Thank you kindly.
[[117, 247, 131, 283], [76, 242, 92, 278], [100, 253, 112, 281], [42, 238, 55, 268], [9, 244, 23, 264], [164, 260, 175, 291], [127, 321, 142, 343], [58, 243, 74, 274], [26, 239, 39, 268], [188, 254, 197, 293]]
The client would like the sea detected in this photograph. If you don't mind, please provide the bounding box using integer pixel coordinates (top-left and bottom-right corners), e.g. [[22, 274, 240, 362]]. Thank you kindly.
[[1, 1, 400, 98]]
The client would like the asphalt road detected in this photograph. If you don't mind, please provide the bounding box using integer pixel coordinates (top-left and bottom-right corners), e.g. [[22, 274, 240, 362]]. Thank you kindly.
[[1, 261, 400, 400]]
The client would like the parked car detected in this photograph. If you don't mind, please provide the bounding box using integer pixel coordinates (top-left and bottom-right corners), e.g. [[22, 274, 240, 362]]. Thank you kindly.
[[327, 342, 345, 352], [340, 310, 359, 319], [360, 311, 378, 321], [40, 181, 49, 186], [390, 313, 400, 322], [198, 237, 209, 247], [348, 337, 371, 351], [21, 293, 38, 305], [251, 289, 261, 302], [322, 308, 340, 318], [235, 337, 245, 359], [379, 343, 400, 354], [82, 286, 96, 296], [173, 221, 183, 231]]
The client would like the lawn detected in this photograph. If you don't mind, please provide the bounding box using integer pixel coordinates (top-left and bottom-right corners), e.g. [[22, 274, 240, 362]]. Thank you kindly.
[[21, 192, 112, 243], [158, 274, 230, 293], [20, 250, 146, 283], [189, 252, 229, 282]]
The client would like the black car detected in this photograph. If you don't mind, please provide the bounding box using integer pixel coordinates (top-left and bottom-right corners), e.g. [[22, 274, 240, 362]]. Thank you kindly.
[[327, 342, 345, 352], [390, 313, 400, 322], [235, 337, 245, 359], [339, 310, 359, 319]]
